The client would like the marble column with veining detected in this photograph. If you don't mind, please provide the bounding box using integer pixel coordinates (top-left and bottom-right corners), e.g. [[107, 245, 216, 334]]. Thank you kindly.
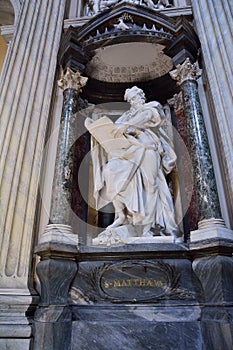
[[168, 92, 199, 235], [170, 59, 233, 241], [170, 58, 222, 221], [42, 68, 88, 243]]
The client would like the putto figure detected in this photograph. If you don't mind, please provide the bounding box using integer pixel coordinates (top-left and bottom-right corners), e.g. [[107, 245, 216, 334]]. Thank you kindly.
[[85, 86, 180, 244]]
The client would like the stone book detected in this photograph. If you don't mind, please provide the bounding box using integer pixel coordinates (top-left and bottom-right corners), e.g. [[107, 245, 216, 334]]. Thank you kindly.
[[86, 116, 132, 153]]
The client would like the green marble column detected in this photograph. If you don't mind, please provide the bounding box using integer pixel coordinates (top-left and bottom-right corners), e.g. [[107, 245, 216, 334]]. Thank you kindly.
[[45, 68, 88, 242], [170, 58, 222, 222]]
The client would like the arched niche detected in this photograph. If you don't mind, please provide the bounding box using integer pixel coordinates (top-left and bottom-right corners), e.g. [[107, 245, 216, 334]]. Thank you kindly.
[[56, 3, 201, 243], [59, 2, 199, 103]]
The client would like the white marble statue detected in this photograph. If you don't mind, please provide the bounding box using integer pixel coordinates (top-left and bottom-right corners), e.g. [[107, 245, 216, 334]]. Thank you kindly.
[[84, 0, 99, 16], [157, 0, 172, 8], [84, 0, 172, 16], [99, 0, 119, 11], [84, 0, 119, 15], [85, 86, 179, 244], [144, 0, 172, 9]]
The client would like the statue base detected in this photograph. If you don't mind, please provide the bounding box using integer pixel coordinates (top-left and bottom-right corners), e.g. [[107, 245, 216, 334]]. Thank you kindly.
[[92, 225, 182, 246]]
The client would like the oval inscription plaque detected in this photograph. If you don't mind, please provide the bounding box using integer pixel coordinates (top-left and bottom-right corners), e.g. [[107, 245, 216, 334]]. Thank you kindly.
[[99, 260, 178, 302]]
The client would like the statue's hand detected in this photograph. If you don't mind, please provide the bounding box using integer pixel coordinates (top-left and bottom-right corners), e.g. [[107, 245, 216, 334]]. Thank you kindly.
[[84, 117, 93, 127], [113, 124, 129, 137]]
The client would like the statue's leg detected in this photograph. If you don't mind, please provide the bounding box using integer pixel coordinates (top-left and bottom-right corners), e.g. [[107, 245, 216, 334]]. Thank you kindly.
[[107, 199, 126, 228]]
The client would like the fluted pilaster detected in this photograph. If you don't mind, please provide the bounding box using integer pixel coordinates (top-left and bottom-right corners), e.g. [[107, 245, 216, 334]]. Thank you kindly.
[[0, 0, 66, 291], [191, 0, 233, 224]]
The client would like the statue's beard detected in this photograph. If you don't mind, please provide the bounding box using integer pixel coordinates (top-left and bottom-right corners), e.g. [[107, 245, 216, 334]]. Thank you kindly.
[[130, 99, 145, 111]]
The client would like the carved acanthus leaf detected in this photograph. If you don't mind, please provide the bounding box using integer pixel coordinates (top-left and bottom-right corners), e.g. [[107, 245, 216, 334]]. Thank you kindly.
[[169, 58, 202, 85], [58, 67, 88, 91]]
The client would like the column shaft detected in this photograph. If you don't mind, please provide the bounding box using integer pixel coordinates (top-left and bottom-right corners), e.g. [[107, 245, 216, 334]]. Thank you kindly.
[[50, 88, 79, 225], [170, 59, 222, 223], [42, 68, 88, 244], [181, 79, 221, 221]]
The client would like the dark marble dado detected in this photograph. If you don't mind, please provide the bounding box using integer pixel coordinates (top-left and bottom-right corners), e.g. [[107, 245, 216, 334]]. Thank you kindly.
[[71, 320, 202, 350], [33, 241, 233, 350]]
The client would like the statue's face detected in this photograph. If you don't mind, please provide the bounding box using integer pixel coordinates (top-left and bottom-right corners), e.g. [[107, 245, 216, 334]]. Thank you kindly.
[[125, 87, 145, 106]]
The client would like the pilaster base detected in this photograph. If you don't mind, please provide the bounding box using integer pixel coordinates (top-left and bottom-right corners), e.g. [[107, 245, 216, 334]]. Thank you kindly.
[[40, 224, 78, 245], [190, 218, 233, 242], [0, 291, 39, 350]]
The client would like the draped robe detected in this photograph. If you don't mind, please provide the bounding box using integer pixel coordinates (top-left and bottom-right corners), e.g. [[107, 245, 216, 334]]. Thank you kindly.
[[86, 101, 178, 236]]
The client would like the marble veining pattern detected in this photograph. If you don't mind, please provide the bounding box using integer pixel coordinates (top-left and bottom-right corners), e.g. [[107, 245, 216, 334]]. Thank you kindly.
[[181, 80, 222, 221], [174, 108, 198, 232], [50, 88, 80, 225]]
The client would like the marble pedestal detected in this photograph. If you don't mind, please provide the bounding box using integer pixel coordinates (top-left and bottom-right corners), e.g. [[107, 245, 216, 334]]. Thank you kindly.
[[33, 231, 78, 350], [33, 239, 233, 350], [190, 238, 233, 350], [70, 243, 203, 350]]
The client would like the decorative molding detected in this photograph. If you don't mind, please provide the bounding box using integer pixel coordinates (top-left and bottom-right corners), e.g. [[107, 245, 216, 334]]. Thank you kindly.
[[39, 224, 78, 245], [63, 6, 193, 29], [9, 0, 22, 24], [0, 25, 15, 44], [170, 58, 202, 85], [83, 0, 175, 17], [83, 17, 173, 50]]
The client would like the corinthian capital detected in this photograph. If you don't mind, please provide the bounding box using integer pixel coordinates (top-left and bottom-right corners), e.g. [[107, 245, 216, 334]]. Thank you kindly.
[[58, 67, 88, 92], [169, 58, 202, 85]]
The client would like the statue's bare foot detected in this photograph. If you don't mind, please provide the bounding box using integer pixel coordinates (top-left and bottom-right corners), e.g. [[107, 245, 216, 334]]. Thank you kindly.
[[107, 215, 125, 229]]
